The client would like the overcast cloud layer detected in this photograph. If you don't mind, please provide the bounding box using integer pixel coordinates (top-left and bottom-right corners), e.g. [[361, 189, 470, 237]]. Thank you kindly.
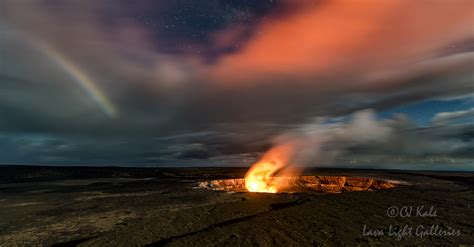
[[0, 0, 473, 169]]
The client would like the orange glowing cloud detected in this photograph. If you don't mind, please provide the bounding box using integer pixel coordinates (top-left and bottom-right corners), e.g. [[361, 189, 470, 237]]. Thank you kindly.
[[208, 0, 473, 86]]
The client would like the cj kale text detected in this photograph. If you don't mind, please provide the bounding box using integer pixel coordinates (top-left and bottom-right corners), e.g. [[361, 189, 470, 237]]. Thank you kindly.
[[386, 205, 437, 218], [362, 206, 461, 240]]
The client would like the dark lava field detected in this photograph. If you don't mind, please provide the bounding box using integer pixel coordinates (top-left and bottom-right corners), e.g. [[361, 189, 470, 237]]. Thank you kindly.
[[0, 165, 473, 246]]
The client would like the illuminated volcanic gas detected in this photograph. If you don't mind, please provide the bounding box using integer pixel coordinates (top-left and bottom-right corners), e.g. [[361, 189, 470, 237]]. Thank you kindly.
[[245, 142, 300, 193], [202, 135, 401, 194]]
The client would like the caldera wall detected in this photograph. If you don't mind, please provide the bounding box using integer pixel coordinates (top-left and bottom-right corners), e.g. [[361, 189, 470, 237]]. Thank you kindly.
[[198, 176, 399, 193]]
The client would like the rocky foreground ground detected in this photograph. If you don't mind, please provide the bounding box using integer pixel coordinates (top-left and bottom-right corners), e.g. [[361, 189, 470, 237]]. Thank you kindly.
[[0, 166, 472, 246]]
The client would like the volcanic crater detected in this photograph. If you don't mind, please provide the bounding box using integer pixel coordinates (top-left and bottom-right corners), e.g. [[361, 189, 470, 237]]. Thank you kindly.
[[198, 176, 400, 193]]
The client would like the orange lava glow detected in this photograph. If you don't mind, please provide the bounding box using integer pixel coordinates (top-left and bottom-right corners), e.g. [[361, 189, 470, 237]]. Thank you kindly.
[[244, 143, 296, 193], [245, 161, 280, 193]]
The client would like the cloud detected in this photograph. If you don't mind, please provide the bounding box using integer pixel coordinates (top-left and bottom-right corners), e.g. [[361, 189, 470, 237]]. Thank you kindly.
[[208, 0, 474, 87], [432, 108, 474, 124], [1, 109, 472, 168], [0, 1, 473, 168], [1, 0, 473, 136], [258, 109, 474, 170]]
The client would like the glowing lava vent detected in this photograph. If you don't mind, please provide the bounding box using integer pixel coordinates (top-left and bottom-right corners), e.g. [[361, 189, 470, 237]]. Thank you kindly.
[[244, 143, 296, 193]]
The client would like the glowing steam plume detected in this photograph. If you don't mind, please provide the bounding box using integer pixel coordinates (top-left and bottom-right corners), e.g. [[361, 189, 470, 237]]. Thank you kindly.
[[244, 110, 392, 193], [245, 141, 300, 193]]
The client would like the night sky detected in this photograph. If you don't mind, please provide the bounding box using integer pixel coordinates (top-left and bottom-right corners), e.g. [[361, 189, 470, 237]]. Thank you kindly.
[[0, 0, 473, 170]]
